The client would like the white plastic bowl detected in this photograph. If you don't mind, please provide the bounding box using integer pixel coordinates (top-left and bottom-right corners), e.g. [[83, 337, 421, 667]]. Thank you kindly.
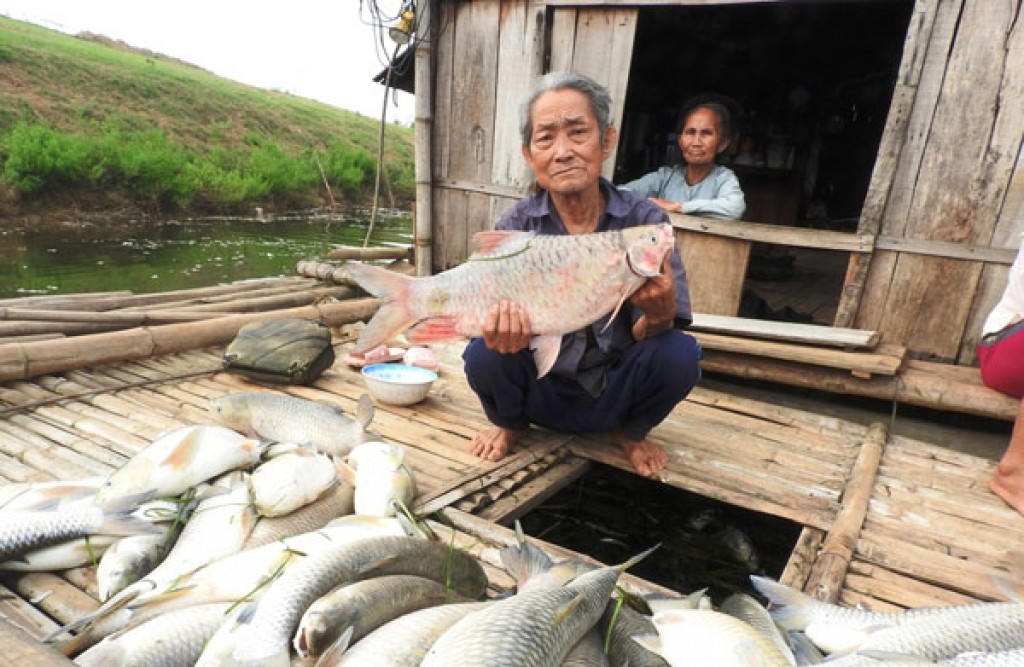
[[361, 363, 438, 406]]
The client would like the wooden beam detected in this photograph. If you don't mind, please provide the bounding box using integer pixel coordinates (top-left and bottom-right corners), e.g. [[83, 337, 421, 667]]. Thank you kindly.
[[692, 333, 905, 376], [670, 214, 873, 252], [699, 352, 1018, 422], [874, 236, 1018, 264], [690, 313, 880, 349]]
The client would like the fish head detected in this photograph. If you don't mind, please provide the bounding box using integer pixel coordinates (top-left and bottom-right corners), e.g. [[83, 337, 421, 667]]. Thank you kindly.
[[623, 223, 675, 277]]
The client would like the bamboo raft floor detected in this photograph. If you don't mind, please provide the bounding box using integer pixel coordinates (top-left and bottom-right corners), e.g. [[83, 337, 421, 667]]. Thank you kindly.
[[0, 338, 1021, 653]]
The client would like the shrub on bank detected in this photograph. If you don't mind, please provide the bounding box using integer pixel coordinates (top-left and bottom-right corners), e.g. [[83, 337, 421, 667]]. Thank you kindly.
[[0, 120, 400, 212]]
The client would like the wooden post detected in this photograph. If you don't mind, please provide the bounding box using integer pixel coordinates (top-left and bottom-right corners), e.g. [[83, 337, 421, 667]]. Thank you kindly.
[[803, 421, 887, 603]]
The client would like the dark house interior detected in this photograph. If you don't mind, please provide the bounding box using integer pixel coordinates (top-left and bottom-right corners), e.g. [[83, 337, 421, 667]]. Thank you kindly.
[[616, 1, 914, 323]]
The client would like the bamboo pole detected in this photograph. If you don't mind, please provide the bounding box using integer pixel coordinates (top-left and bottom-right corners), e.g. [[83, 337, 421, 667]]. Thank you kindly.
[[0, 307, 233, 324], [325, 246, 412, 261], [803, 422, 888, 603], [0, 298, 380, 382]]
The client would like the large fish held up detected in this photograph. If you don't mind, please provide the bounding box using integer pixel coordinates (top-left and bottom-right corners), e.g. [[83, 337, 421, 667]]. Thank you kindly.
[[346, 223, 676, 377]]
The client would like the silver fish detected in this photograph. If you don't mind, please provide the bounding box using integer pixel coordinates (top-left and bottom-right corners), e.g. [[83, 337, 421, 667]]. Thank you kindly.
[[635, 608, 795, 666], [96, 530, 172, 601], [0, 534, 118, 571], [197, 535, 488, 666], [294, 574, 461, 659], [421, 547, 655, 667], [244, 482, 354, 549], [0, 477, 105, 511], [0, 492, 156, 563], [249, 446, 338, 517], [51, 517, 413, 656], [210, 392, 375, 457], [720, 592, 797, 665], [96, 425, 263, 504], [752, 576, 1024, 656], [347, 223, 675, 378], [75, 602, 232, 667], [340, 441, 417, 517], [853, 612, 1024, 662], [600, 601, 671, 667], [324, 602, 488, 667], [562, 627, 610, 667]]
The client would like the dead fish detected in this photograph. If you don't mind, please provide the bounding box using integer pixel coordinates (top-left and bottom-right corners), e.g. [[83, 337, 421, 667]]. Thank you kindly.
[[340, 441, 417, 517], [600, 601, 671, 667], [421, 546, 656, 667], [750, 576, 902, 654], [562, 627, 610, 667], [75, 602, 232, 667], [634, 608, 795, 666], [719, 592, 797, 666], [51, 516, 413, 656], [346, 222, 675, 377], [96, 530, 173, 602], [244, 482, 355, 549], [499, 520, 592, 593], [210, 392, 375, 457], [294, 574, 461, 659], [324, 601, 488, 667], [250, 446, 338, 517], [0, 492, 156, 563], [851, 611, 1024, 662], [95, 425, 264, 504], [0, 534, 119, 571], [196, 535, 488, 667], [0, 477, 105, 511]]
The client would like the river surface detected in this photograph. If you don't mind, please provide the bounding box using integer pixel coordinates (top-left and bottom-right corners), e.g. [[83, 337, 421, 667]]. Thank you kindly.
[[0, 208, 412, 301]]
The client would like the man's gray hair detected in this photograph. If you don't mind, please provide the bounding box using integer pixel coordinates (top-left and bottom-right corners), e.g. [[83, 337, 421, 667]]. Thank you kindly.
[[519, 72, 613, 148]]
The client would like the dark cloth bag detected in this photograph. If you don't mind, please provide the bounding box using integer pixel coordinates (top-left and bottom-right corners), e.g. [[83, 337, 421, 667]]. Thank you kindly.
[[222, 318, 335, 384]]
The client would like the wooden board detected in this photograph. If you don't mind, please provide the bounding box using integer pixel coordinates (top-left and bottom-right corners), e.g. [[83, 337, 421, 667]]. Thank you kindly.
[[677, 230, 751, 316], [693, 333, 905, 377], [689, 313, 880, 349]]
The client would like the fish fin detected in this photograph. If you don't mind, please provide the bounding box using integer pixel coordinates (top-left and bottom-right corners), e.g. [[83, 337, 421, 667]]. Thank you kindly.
[[97, 510, 163, 538], [44, 583, 141, 644], [355, 393, 375, 429], [529, 335, 562, 379], [346, 262, 417, 352], [599, 286, 636, 335], [616, 543, 659, 574], [469, 229, 535, 257], [407, 317, 460, 344], [646, 588, 709, 613], [310, 625, 354, 663], [96, 490, 157, 514], [630, 633, 664, 657], [499, 521, 553, 589], [160, 427, 204, 471], [749, 576, 811, 630], [355, 554, 398, 575], [334, 457, 358, 485], [552, 593, 587, 627]]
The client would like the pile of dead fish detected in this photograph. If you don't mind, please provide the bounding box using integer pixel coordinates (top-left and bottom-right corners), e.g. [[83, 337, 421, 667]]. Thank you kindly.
[[2, 390, 1023, 666]]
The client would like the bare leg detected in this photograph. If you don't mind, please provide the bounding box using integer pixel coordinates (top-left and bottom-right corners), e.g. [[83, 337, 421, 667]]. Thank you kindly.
[[990, 399, 1024, 517], [615, 431, 669, 478], [469, 426, 520, 462]]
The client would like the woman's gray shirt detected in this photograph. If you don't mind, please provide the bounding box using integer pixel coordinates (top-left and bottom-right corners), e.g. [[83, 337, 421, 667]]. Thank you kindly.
[[620, 164, 746, 220]]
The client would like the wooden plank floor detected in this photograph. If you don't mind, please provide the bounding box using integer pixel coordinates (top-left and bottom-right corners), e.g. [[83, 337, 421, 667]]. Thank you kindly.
[[0, 335, 1021, 648]]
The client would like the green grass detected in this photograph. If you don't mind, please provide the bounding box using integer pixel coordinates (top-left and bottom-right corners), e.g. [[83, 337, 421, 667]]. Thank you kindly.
[[0, 17, 414, 214]]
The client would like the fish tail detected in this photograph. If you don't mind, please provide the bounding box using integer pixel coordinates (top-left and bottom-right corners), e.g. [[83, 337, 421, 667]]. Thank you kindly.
[[98, 509, 164, 538], [617, 543, 660, 574], [749, 575, 810, 630], [499, 521, 554, 588], [346, 262, 418, 353]]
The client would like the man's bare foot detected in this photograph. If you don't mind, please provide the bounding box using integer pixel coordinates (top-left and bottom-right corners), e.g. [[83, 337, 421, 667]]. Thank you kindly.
[[469, 426, 519, 462], [990, 462, 1024, 517], [615, 432, 669, 477]]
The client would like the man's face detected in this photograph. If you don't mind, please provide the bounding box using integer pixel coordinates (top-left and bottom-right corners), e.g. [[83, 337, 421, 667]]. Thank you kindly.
[[678, 107, 727, 168], [522, 89, 613, 196]]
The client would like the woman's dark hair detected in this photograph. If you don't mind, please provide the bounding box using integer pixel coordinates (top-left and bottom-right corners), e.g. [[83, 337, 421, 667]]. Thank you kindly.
[[678, 101, 734, 144]]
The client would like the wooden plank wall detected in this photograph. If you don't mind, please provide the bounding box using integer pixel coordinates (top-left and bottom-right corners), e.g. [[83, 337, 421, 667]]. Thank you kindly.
[[847, 0, 1024, 363], [431, 1, 638, 270]]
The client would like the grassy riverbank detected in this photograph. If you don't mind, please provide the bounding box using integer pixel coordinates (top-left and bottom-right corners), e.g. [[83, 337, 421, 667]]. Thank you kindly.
[[0, 16, 414, 220]]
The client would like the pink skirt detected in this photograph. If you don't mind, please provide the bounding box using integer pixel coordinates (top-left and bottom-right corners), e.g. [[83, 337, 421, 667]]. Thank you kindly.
[[977, 321, 1024, 398]]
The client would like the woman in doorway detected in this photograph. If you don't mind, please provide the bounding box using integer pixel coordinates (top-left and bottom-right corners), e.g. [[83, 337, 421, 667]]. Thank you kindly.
[[621, 99, 746, 220], [979, 240, 1024, 517]]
